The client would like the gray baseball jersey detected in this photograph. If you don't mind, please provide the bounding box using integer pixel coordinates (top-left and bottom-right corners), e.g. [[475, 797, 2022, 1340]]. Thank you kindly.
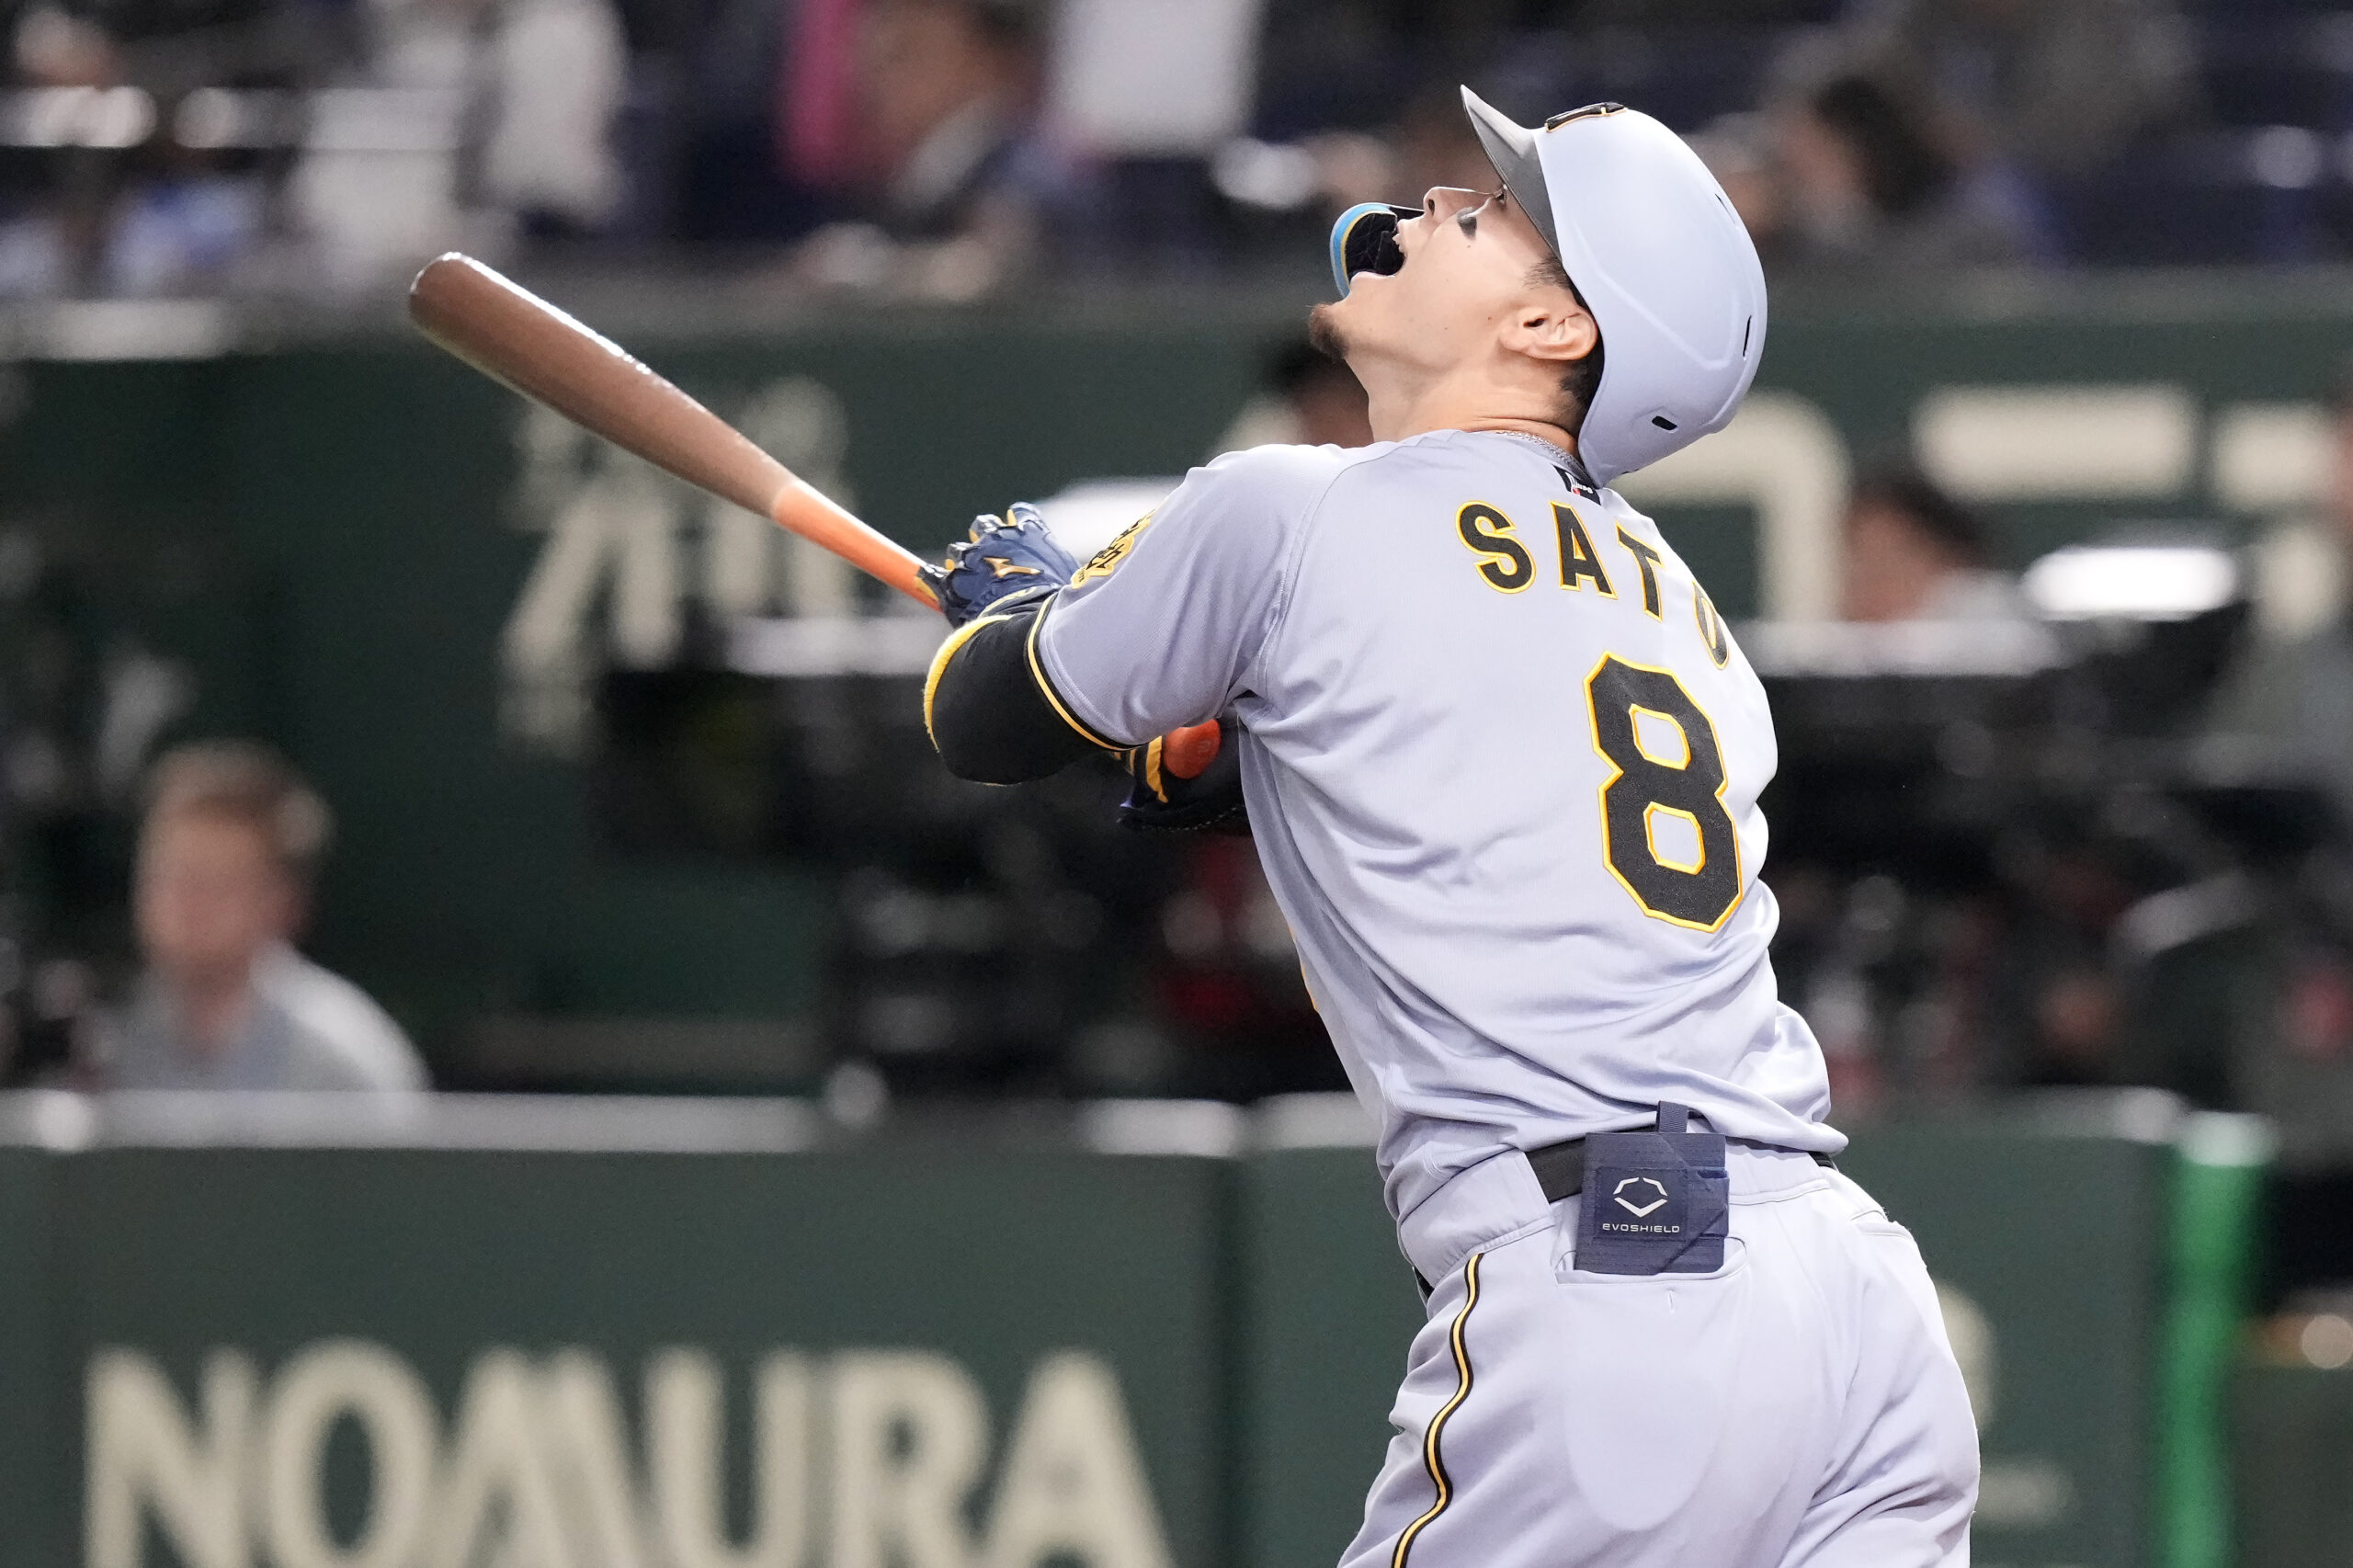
[[1036, 428, 1843, 1221]]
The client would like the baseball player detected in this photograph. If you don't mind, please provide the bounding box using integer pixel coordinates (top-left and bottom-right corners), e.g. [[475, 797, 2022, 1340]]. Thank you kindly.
[[919, 94, 1978, 1567]]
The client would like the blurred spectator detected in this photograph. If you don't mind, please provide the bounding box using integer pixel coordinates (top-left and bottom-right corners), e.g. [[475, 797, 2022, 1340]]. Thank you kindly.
[[789, 0, 1055, 299], [88, 741, 424, 1091], [298, 0, 626, 278], [1754, 62, 2043, 269], [676, 0, 837, 241], [0, 0, 2312, 291], [478, 0, 630, 236], [1840, 464, 2028, 621], [0, 0, 345, 292], [1844, 0, 2196, 183], [7, 0, 340, 97], [852, 0, 1031, 238]]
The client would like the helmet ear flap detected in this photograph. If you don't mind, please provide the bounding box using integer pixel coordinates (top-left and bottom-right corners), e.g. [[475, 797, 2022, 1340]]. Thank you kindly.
[[1328, 203, 1422, 296]]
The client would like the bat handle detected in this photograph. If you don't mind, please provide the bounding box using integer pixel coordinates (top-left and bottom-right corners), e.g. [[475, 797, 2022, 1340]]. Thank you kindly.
[[1163, 720, 1222, 778], [767, 478, 938, 608]]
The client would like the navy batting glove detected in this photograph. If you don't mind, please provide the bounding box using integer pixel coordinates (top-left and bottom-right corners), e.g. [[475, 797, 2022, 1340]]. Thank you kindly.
[[920, 503, 1079, 628]]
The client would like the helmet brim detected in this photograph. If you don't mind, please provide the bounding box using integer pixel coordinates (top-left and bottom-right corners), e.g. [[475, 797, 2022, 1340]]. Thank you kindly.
[[1460, 89, 1562, 270]]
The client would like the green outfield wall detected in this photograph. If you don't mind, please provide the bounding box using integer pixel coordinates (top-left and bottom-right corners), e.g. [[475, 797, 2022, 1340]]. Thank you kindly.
[[0, 1089, 2268, 1568], [8, 280, 2353, 1049]]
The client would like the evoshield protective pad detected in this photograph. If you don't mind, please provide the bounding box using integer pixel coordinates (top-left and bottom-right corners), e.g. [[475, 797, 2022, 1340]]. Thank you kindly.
[[1573, 1105, 1730, 1275]]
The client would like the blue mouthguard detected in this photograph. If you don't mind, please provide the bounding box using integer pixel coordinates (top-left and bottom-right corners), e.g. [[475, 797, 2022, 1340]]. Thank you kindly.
[[1328, 202, 1421, 296]]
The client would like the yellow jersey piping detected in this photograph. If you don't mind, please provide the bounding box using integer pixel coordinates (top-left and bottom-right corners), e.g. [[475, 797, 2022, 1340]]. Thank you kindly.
[[922, 612, 1011, 748], [1143, 735, 1167, 801], [1024, 598, 1122, 752], [1392, 1250, 1482, 1568]]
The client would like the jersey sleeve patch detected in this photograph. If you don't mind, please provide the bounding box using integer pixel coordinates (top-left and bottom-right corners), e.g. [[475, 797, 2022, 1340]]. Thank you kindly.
[[1071, 511, 1155, 586]]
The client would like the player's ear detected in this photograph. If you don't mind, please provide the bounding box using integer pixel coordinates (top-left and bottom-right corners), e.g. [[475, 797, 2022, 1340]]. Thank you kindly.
[[1503, 297, 1597, 369]]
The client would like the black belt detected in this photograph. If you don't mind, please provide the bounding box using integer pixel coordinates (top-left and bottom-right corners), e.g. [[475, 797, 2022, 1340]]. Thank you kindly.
[[1525, 1133, 1836, 1205]]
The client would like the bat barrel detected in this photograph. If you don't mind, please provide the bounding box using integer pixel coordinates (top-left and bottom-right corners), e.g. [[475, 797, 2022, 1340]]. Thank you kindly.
[[409, 254, 938, 609], [409, 254, 788, 519]]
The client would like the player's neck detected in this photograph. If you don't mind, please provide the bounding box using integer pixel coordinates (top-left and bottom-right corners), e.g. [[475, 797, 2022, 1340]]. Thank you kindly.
[[1455, 415, 1580, 455], [1365, 368, 1578, 458]]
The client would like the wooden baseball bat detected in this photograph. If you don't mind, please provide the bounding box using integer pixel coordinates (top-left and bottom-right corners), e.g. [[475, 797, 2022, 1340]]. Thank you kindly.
[[409, 252, 936, 607], [406, 252, 1222, 777]]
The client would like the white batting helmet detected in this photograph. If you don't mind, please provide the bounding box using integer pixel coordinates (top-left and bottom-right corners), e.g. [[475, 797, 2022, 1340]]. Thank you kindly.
[[1460, 90, 1768, 487]]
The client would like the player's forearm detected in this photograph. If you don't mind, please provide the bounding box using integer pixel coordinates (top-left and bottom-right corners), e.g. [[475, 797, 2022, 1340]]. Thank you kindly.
[[924, 607, 1108, 783]]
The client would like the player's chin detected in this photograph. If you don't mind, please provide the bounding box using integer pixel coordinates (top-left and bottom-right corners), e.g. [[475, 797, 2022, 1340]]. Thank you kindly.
[[1306, 301, 1351, 362]]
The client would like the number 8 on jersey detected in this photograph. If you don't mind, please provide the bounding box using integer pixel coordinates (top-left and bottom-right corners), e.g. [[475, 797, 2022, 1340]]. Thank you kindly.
[[1585, 654, 1742, 932]]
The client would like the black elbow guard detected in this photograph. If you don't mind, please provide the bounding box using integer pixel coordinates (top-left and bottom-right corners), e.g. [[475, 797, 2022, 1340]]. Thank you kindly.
[[925, 607, 1112, 783]]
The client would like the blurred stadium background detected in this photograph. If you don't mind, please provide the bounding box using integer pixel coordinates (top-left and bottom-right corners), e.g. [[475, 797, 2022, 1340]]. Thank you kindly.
[[2, 0, 2353, 1563]]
